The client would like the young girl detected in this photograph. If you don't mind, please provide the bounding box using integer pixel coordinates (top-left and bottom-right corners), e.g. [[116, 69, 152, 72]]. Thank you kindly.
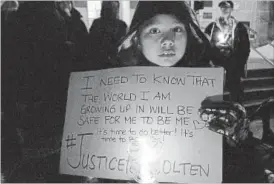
[[116, 1, 265, 183], [118, 1, 211, 68]]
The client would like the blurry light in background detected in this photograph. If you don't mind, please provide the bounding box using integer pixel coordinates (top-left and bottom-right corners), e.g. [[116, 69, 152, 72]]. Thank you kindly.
[[87, 1, 101, 27], [87, 1, 101, 18]]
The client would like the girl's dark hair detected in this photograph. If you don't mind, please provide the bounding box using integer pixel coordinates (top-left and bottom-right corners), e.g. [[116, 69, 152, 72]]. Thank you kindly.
[[100, 1, 119, 19]]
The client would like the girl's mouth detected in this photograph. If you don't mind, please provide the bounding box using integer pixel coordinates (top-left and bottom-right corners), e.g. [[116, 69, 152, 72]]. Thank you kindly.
[[159, 51, 176, 57]]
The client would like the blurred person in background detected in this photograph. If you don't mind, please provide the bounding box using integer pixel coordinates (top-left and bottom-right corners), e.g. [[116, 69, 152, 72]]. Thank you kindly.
[[1, 1, 21, 181], [204, 0, 250, 104], [84, 1, 127, 70], [56, 1, 88, 70], [1, 2, 74, 182], [1, 0, 19, 113]]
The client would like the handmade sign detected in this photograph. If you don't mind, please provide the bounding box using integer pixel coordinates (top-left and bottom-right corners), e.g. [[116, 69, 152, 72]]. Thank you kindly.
[[60, 66, 224, 183]]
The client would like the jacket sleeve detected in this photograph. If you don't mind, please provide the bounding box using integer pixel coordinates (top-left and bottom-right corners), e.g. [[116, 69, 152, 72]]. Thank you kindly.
[[79, 20, 88, 37], [204, 22, 214, 38], [76, 20, 89, 47], [88, 19, 100, 35], [235, 23, 250, 66]]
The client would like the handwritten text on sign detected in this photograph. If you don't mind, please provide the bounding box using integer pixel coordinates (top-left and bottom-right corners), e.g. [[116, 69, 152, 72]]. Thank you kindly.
[[60, 67, 224, 183]]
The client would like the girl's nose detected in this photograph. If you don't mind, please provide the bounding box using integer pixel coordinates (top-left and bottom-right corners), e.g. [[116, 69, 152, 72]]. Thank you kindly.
[[161, 32, 175, 49]]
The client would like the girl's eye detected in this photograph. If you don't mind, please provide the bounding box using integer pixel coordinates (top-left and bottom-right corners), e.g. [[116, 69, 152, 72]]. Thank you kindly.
[[149, 28, 160, 34], [173, 27, 184, 33]]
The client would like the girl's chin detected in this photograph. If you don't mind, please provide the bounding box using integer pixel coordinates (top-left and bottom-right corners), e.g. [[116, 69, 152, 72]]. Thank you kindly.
[[158, 58, 180, 67], [145, 56, 180, 66]]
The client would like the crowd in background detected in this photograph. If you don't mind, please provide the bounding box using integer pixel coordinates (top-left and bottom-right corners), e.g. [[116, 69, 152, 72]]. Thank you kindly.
[[1, 1, 127, 182]]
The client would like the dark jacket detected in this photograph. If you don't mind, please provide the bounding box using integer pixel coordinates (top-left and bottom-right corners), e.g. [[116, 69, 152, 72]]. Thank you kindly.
[[1, 8, 23, 181], [61, 8, 88, 53], [83, 17, 127, 71], [64, 8, 88, 46], [2, 3, 74, 182], [205, 21, 250, 76], [59, 7, 89, 70], [1, 9, 18, 111], [12, 1, 71, 112]]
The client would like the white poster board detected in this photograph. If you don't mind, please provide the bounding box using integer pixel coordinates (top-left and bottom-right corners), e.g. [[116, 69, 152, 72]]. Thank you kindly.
[[60, 67, 224, 183]]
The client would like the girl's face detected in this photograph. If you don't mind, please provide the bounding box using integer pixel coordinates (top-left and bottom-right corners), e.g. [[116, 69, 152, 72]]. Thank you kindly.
[[139, 14, 187, 67]]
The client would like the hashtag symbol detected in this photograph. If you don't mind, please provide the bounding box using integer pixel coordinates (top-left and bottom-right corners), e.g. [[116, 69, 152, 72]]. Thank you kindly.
[[65, 134, 77, 149]]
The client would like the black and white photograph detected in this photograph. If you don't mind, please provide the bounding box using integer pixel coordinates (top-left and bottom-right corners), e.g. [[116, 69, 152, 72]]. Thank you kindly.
[[1, 0, 274, 183]]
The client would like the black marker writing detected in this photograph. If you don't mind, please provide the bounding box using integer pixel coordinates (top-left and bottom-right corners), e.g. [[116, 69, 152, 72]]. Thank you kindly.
[[65, 134, 77, 149], [153, 92, 171, 101], [82, 76, 95, 90], [140, 91, 150, 101], [153, 74, 185, 85], [132, 74, 147, 83], [100, 76, 129, 86], [82, 94, 99, 103], [187, 75, 215, 87], [162, 161, 209, 177], [66, 132, 93, 169]]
